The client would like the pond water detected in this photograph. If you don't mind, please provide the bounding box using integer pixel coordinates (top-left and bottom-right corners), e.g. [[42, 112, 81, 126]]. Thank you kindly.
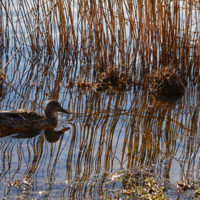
[[0, 79, 200, 199]]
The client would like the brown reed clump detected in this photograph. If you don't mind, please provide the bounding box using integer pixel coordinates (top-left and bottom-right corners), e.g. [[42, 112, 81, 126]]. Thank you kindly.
[[76, 78, 92, 91], [96, 65, 133, 90], [66, 80, 75, 88], [67, 65, 134, 92], [149, 66, 185, 96]]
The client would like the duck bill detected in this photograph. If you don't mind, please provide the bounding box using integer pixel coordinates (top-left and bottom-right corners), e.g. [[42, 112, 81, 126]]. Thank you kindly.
[[59, 108, 71, 114]]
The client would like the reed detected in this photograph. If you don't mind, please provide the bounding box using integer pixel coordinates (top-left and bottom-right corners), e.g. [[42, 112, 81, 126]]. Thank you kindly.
[[1, 0, 200, 85]]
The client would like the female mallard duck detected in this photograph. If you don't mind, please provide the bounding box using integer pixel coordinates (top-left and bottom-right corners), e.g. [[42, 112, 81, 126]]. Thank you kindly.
[[0, 100, 70, 130]]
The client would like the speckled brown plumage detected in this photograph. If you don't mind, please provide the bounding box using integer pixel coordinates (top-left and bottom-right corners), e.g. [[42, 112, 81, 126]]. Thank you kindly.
[[0, 100, 70, 130]]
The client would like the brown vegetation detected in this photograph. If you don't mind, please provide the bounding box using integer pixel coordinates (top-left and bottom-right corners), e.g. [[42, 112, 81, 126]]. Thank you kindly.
[[0, 70, 7, 98], [69, 65, 138, 92], [1, 0, 200, 95], [149, 66, 185, 96]]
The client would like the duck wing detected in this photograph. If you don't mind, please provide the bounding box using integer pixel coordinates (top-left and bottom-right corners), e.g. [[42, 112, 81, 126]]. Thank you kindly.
[[0, 109, 45, 120]]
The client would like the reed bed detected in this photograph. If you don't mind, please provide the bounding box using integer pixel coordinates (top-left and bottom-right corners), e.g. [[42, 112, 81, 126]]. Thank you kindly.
[[1, 0, 200, 86]]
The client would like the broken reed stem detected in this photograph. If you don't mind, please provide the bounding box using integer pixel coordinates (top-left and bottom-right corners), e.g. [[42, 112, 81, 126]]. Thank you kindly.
[[2, 2, 58, 71]]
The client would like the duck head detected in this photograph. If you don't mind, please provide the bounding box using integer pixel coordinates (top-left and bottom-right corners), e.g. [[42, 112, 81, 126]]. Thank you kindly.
[[44, 100, 70, 118]]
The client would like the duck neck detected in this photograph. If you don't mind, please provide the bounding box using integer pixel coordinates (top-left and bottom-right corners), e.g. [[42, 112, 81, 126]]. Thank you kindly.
[[45, 110, 56, 118]]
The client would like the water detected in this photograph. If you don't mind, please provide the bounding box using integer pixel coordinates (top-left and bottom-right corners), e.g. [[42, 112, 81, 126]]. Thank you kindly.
[[0, 83, 200, 199]]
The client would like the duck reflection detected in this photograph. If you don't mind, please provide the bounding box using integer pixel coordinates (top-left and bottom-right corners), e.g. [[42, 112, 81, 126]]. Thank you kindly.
[[0, 124, 70, 143], [44, 127, 70, 143]]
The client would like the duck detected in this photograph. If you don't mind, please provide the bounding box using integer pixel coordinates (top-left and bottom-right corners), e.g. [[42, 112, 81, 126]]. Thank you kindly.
[[0, 100, 70, 130]]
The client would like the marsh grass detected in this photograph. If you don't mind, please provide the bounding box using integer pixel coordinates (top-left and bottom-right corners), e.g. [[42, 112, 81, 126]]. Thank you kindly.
[[1, 0, 200, 86]]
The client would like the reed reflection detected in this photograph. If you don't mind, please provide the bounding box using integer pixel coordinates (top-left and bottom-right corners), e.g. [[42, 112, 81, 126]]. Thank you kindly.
[[0, 125, 71, 197], [0, 88, 200, 198], [0, 60, 200, 198], [64, 89, 200, 195]]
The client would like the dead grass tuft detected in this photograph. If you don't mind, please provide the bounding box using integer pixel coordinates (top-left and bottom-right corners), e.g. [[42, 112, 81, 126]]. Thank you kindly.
[[67, 64, 136, 92], [98, 65, 133, 87], [149, 66, 185, 96]]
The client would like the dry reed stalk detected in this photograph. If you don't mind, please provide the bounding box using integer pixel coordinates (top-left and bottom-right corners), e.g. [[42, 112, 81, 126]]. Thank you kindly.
[[67, 0, 76, 48], [2, 0, 200, 88], [108, 0, 116, 65], [39, 1, 51, 52], [118, 0, 125, 62], [58, 0, 67, 45]]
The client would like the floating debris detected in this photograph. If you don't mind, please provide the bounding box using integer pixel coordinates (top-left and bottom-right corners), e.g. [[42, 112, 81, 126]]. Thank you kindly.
[[122, 176, 167, 200], [176, 179, 194, 192], [97, 65, 133, 89]]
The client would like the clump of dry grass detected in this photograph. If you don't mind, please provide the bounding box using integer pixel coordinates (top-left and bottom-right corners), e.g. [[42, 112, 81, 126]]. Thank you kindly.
[[149, 66, 185, 96], [76, 78, 92, 90], [97, 65, 133, 88], [66, 64, 135, 92]]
